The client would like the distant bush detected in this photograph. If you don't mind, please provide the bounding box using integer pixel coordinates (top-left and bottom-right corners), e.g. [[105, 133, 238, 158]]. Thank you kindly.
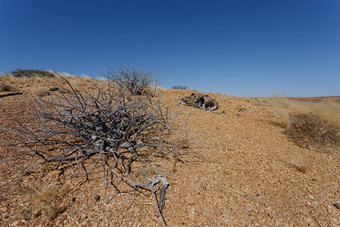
[[109, 66, 157, 96], [285, 113, 340, 152], [6, 69, 56, 78], [172, 85, 188, 90]]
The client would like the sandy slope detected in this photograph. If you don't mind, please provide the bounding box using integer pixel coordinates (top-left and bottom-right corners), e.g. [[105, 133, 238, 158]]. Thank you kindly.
[[0, 77, 339, 226]]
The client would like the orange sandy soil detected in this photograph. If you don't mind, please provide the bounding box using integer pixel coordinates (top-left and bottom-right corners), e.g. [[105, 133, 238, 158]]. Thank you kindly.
[[0, 76, 339, 226]]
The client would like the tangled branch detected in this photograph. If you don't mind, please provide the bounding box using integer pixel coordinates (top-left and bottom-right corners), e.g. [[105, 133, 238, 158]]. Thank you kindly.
[[1, 74, 187, 226]]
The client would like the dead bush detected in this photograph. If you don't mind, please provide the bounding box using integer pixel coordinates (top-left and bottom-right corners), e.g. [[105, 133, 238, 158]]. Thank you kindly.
[[0, 73, 187, 226], [285, 113, 340, 152], [109, 66, 157, 96]]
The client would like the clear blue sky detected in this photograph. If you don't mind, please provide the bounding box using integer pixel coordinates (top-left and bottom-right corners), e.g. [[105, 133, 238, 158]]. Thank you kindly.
[[1, 0, 339, 97]]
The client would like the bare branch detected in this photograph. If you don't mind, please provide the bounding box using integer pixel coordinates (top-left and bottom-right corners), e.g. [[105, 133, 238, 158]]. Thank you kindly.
[[0, 73, 189, 225]]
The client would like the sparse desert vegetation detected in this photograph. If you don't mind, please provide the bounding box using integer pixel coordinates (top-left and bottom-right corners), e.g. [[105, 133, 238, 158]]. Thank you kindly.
[[0, 81, 19, 92], [0, 70, 106, 95], [285, 113, 339, 151], [0, 71, 339, 226], [0, 69, 189, 226], [270, 97, 340, 152], [4, 69, 56, 78]]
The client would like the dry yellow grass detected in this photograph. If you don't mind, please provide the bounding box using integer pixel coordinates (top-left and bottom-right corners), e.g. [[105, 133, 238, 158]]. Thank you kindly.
[[270, 97, 340, 127], [15, 183, 70, 223]]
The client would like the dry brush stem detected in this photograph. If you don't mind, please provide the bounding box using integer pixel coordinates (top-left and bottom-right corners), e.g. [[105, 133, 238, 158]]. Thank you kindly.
[[108, 66, 157, 96], [0, 75, 188, 225]]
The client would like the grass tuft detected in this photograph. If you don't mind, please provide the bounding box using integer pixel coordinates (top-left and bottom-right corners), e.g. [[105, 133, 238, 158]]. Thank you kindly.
[[15, 183, 69, 222]]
